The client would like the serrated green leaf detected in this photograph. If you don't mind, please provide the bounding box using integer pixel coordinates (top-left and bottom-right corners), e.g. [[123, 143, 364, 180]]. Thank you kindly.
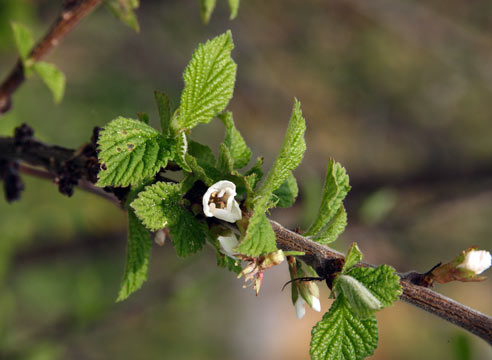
[[168, 206, 206, 257], [154, 90, 172, 136], [32, 61, 66, 103], [116, 209, 152, 302], [244, 157, 264, 194], [305, 159, 351, 236], [97, 117, 173, 187], [310, 294, 378, 360], [174, 132, 192, 172], [227, 0, 240, 19], [105, 0, 140, 32], [236, 211, 277, 256], [219, 112, 251, 169], [188, 140, 216, 168], [130, 182, 205, 257], [310, 206, 347, 245], [217, 143, 234, 174], [11, 22, 33, 62], [335, 275, 382, 319], [252, 99, 306, 212], [199, 0, 217, 24], [342, 242, 363, 273], [173, 31, 237, 131], [272, 171, 298, 208], [347, 265, 402, 308]]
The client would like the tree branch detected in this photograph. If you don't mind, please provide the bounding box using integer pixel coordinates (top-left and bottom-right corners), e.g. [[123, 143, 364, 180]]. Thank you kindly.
[[2, 131, 492, 346], [0, 0, 102, 114]]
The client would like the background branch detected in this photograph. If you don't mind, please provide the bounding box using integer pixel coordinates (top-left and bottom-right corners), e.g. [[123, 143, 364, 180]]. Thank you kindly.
[[1, 130, 492, 346], [0, 0, 102, 114]]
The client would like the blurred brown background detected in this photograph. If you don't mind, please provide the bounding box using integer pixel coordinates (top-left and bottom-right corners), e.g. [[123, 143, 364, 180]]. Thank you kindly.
[[1, 0, 492, 359]]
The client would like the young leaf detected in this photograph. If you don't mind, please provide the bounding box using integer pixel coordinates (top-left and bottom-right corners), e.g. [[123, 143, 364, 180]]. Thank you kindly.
[[168, 206, 207, 257], [346, 265, 402, 308], [11, 22, 33, 62], [310, 294, 378, 360], [199, 0, 217, 24], [227, 0, 240, 19], [219, 112, 251, 169], [252, 99, 306, 211], [305, 159, 350, 236], [235, 211, 277, 257], [335, 275, 382, 319], [116, 209, 152, 302], [173, 31, 237, 131], [188, 140, 216, 168], [154, 90, 172, 136], [341, 242, 362, 273], [130, 182, 205, 257], [97, 117, 173, 187], [244, 157, 264, 193], [137, 112, 150, 124], [217, 143, 234, 174], [272, 171, 298, 208], [105, 0, 140, 32], [310, 206, 347, 245], [32, 62, 66, 103], [174, 132, 191, 172]]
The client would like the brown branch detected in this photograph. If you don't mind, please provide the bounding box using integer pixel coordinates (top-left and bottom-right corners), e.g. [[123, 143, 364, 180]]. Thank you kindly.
[[0, 0, 103, 114], [2, 131, 492, 346]]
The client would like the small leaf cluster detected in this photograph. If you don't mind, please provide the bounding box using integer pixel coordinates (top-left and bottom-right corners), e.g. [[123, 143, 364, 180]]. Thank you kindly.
[[11, 22, 66, 103], [95, 31, 306, 301], [310, 244, 402, 360], [105, 0, 140, 32], [93, 30, 402, 360]]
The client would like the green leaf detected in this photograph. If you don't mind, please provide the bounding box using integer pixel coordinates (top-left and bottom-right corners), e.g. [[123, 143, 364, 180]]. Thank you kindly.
[[188, 140, 216, 168], [116, 209, 152, 302], [32, 61, 66, 103], [174, 132, 192, 172], [310, 294, 378, 360], [272, 171, 298, 208], [244, 157, 264, 194], [216, 249, 242, 274], [168, 206, 207, 257], [305, 159, 350, 236], [11, 22, 33, 62], [217, 143, 234, 174], [97, 117, 173, 187], [341, 242, 362, 273], [346, 265, 402, 308], [137, 112, 150, 124], [227, 0, 240, 19], [173, 31, 237, 131], [219, 112, 251, 169], [199, 0, 217, 24], [105, 0, 140, 32], [236, 211, 277, 257], [154, 90, 172, 136], [130, 182, 205, 257], [310, 206, 347, 245], [335, 275, 382, 319], [252, 99, 306, 211]]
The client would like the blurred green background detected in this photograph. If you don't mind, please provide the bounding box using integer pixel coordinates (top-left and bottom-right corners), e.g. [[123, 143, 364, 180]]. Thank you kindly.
[[1, 0, 492, 359]]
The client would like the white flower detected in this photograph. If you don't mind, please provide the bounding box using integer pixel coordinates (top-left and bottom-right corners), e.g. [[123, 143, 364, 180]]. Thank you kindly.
[[295, 297, 306, 319], [202, 180, 242, 223], [458, 250, 492, 274], [218, 233, 239, 259], [294, 295, 321, 319], [311, 296, 321, 312]]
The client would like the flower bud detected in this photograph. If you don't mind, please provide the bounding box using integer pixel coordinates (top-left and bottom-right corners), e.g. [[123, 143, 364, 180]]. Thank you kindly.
[[458, 249, 491, 275]]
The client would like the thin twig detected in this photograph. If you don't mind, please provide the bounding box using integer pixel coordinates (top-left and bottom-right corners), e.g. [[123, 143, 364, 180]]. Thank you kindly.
[[2, 133, 492, 346], [0, 0, 103, 114]]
